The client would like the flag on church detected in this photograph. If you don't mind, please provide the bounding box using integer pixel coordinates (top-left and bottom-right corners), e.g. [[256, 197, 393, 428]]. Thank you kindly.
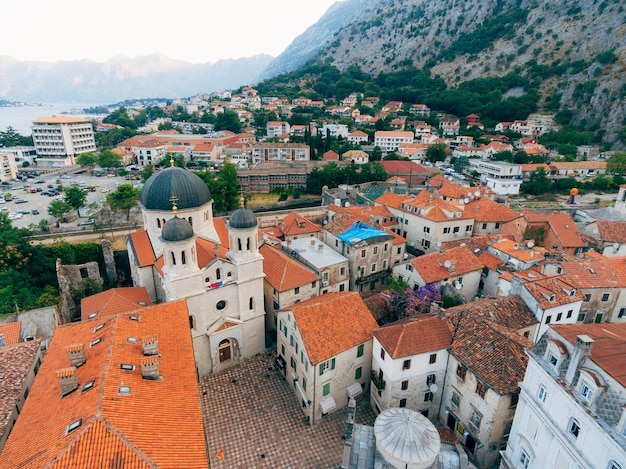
[[216, 449, 224, 461]]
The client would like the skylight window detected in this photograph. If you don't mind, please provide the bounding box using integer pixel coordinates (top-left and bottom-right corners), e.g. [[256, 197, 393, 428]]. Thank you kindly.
[[82, 380, 95, 393], [137, 301, 147, 306], [120, 364, 135, 371], [118, 385, 131, 395], [88, 312, 98, 319], [66, 419, 82, 434], [93, 323, 105, 333], [129, 315, 140, 321], [89, 338, 102, 347], [127, 337, 138, 344]]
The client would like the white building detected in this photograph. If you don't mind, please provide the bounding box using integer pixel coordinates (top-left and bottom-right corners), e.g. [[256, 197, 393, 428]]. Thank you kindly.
[[501, 323, 626, 469], [374, 131, 415, 153], [31, 116, 96, 167], [466, 160, 523, 196], [321, 123, 349, 139], [0, 152, 18, 182], [277, 292, 378, 424]]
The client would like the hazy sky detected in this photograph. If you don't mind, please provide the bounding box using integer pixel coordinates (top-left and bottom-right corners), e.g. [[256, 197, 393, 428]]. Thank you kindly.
[[4, 0, 339, 64]]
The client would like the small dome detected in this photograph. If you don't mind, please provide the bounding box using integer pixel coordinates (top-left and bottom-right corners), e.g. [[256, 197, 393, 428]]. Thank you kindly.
[[161, 217, 194, 242], [229, 207, 257, 230], [140, 167, 211, 211]]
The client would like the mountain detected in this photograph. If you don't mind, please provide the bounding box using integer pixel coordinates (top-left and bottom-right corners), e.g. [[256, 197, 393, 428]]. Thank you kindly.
[[263, 0, 626, 145], [258, 0, 369, 80], [0, 53, 273, 103]]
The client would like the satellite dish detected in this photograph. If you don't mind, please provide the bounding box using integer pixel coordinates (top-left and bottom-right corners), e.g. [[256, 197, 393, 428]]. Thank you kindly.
[[263, 233, 269, 241], [475, 191, 481, 197], [464, 197, 469, 204], [444, 260, 452, 268], [429, 384, 439, 393], [455, 282, 462, 290], [436, 242, 442, 248], [527, 241, 534, 248]]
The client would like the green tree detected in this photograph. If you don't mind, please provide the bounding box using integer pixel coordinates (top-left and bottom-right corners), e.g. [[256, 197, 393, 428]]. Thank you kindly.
[[606, 152, 626, 175], [106, 184, 140, 220], [426, 143, 447, 163], [141, 164, 155, 182], [215, 110, 242, 133], [522, 167, 551, 195], [370, 146, 383, 161], [64, 186, 87, 211], [453, 156, 469, 173], [98, 149, 123, 170], [48, 199, 73, 221], [75, 152, 98, 167]]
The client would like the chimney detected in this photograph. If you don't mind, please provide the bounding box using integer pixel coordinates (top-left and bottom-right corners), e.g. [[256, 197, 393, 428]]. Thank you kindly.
[[310, 238, 316, 246], [65, 343, 86, 367], [318, 243, 323, 251], [448, 262, 456, 273], [56, 367, 79, 397], [565, 335, 594, 386], [141, 334, 159, 356], [141, 356, 161, 380]]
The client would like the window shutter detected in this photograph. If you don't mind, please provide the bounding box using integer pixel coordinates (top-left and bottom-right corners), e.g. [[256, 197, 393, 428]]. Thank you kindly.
[[331, 358, 336, 370], [319, 364, 324, 376]]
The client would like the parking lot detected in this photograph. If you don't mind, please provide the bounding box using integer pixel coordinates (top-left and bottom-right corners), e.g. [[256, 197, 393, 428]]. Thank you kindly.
[[1, 169, 139, 229]]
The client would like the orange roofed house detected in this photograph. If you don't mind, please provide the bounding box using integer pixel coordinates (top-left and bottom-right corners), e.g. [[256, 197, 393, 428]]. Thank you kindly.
[[277, 292, 378, 424], [0, 300, 208, 469]]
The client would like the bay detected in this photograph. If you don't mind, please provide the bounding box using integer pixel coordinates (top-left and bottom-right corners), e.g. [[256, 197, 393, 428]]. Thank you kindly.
[[0, 103, 107, 136]]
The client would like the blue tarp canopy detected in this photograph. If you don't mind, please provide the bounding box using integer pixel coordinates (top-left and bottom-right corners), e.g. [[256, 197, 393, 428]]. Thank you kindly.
[[338, 221, 392, 246]]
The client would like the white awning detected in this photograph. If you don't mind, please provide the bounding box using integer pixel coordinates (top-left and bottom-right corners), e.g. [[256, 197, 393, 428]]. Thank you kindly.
[[347, 382, 363, 398], [295, 380, 310, 406], [320, 396, 336, 414]]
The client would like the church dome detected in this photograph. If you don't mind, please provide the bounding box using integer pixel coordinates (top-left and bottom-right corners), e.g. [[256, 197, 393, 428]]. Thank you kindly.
[[229, 207, 257, 229], [140, 167, 211, 211], [161, 217, 194, 242]]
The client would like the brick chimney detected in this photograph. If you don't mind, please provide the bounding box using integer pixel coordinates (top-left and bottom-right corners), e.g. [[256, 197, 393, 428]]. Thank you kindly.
[[141, 334, 159, 356], [56, 367, 79, 397], [65, 343, 86, 367], [141, 356, 160, 380], [565, 335, 594, 386]]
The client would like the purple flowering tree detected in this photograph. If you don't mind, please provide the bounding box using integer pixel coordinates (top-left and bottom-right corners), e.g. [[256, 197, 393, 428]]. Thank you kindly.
[[388, 283, 442, 321]]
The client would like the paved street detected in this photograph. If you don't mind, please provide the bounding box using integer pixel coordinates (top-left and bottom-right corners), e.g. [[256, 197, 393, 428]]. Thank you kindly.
[[200, 353, 376, 469]]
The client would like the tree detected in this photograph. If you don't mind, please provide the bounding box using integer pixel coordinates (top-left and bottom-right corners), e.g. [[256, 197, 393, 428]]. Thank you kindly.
[[98, 149, 123, 170], [48, 200, 73, 221], [64, 186, 88, 211], [607, 151, 626, 175], [141, 164, 155, 182], [370, 146, 383, 161], [426, 143, 447, 163], [215, 110, 242, 133], [76, 152, 97, 167], [106, 184, 140, 220], [453, 156, 469, 173], [521, 167, 551, 195]]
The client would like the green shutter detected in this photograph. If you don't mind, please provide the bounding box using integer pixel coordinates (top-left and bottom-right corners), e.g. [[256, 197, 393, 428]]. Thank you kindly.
[[319, 364, 324, 376], [357, 344, 364, 357], [331, 358, 336, 370]]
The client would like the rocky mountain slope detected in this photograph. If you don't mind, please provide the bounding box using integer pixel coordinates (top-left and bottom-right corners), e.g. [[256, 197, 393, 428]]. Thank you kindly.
[[0, 53, 272, 103], [266, 0, 626, 146]]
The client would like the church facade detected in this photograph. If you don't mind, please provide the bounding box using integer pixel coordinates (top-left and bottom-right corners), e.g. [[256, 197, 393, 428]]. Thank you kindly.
[[127, 166, 266, 375]]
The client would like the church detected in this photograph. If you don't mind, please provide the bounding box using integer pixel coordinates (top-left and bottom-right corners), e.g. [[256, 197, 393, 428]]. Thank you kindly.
[[127, 164, 266, 375]]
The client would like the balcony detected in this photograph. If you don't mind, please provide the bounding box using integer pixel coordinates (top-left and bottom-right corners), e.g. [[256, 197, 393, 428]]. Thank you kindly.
[[371, 371, 386, 390]]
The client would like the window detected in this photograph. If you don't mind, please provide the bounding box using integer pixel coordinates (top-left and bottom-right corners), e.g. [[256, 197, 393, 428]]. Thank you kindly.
[[373, 246, 378, 254], [384, 243, 388, 251], [423, 226, 430, 233], [82, 380, 95, 393], [602, 293, 610, 302], [608, 461, 623, 469], [510, 392, 519, 408], [476, 382, 487, 399], [319, 358, 335, 375], [89, 338, 102, 347], [371, 263, 376, 272], [281, 344, 285, 355], [302, 377, 307, 391], [470, 409, 482, 429], [401, 380, 409, 390], [355, 367, 362, 380], [429, 353, 437, 364], [619, 308, 626, 318], [216, 268, 221, 280], [519, 448, 531, 469], [380, 349, 386, 360], [568, 418, 580, 439], [548, 352, 558, 367], [216, 300, 226, 310], [556, 312, 562, 321], [421, 409, 429, 418], [451, 391, 460, 407], [584, 293, 591, 302], [294, 287, 300, 294], [340, 267, 345, 276], [249, 297, 254, 310], [481, 223, 487, 230], [399, 398, 407, 407], [545, 315, 552, 324], [66, 419, 82, 435], [120, 364, 135, 371], [453, 227, 460, 233], [426, 374, 436, 385], [357, 344, 364, 357], [495, 222, 501, 229], [323, 383, 330, 396], [424, 391, 433, 402], [465, 225, 472, 232], [361, 250, 366, 258], [456, 365, 467, 380], [403, 359, 411, 370], [538, 385, 547, 403], [93, 323, 105, 332], [580, 381, 593, 401], [578, 313, 586, 322], [118, 385, 131, 395], [443, 227, 450, 234]]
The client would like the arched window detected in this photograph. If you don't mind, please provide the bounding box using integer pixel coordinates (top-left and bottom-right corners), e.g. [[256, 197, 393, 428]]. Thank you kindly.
[[181, 251, 186, 265], [249, 297, 254, 310], [170, 251, 176, 266], [189, 315, 196, 330], [204, 211, 209, 221], [238, 238, 242, 251], [609, 461, 622, 469], [188, 217, 193, 227], [216, 269, 221, 280], [157, 219, 161, 228], [247, 237, 251, 251]]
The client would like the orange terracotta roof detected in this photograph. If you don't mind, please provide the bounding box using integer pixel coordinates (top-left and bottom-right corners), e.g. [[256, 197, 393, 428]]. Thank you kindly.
[[595, 220, 626, 243], [553, 323, 626, 387], [558, 257, 622, 289], [289, 292, 378, 365], [372, 315, 452, 359], [402, 191, 471, 222], [441, 233, 514, 253], [545, 213, 587, 248], [80, 287, 152, 321], [375, 192, 406, 209], [444, 296, 537, 331], [464, 197, 520, 223], [328, 204, 397, 228], [260, 245, 318, 292], [128, 229, 156, 268], [479, 251, 505, 270], [522, 276, 585, 309], [410, 246, 484, 283], [196, 237, 229, 266], [0, 300, 208, 469], [488, 238, 548, 263], [0, 322, 21, 345], [280, 212, 321, 237], [213, 217, 230, 248]]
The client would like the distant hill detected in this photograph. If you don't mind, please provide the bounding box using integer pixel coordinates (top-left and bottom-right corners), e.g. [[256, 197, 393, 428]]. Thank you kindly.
[[261, 0, 626, 146], [0, 53, 273, 103]]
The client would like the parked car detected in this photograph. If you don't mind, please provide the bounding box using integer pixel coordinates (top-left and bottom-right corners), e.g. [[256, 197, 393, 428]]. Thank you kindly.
[[79, 219, 95, 226], [35, 179, 45, 184], [32, 209, 39, 215], [14, 199, 28, 204]]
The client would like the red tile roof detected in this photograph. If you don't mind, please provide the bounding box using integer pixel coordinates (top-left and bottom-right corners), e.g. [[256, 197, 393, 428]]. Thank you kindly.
[[128, 229, 156, 267], [0, 322, 21, 345], [443, 296, 537, 331], [552, 322, 626, 387], [595, 220, 626, 244], [260, 245, 318, 292], [372, 315, 453, 359], [410, 246, 484, 283], [81, 287, 152, 321], [522, 276, 585, 309], [558, 256, 622, 289], [289, 292, 378, 365], [0, 300, 208, 469], [463, 197, 520, 223], [280, 212, 321, 237]]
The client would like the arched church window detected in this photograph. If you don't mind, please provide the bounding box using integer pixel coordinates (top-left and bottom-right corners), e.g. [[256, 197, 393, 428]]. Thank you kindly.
[[181, 251, 186, 265], [189, 315, 196, 330], [216, 268, 221, 280], [188, 217, 193, 227], [249, 297, 254, 310], [171, 251, 176, 266], [247, 237, 251, 251], [238, 238, 242, 251], [157, 219, 161, 228]]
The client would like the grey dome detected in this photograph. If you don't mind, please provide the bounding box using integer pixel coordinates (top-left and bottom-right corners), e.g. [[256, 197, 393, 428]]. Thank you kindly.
[[140, 167, 211, 211], [229, 207, 257, 229], [161, 217, 194, 242]]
